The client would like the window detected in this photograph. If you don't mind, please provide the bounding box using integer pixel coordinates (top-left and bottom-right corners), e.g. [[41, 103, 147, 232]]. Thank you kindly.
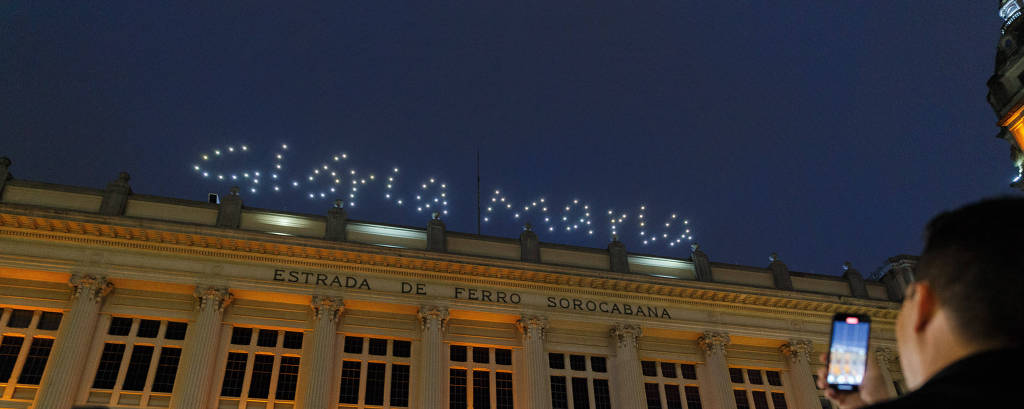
[[339, 336, 414, 407], [450, 345, 467, 362], [751, 391, 770, 409], [766, 371, 782, 386], [770, 392, 788, 409], [747, 369, 764, 385], [86, 317, 188, 406], [734, 390, 751, 409], [729, 368, 745, 383], [1, 309, 61, 387], [550, 352, 611, 409], [216, 326, 302, 408], [642, 360, 703, 409], [282, 331, 304, 349], [730, 366, 788, 409], [450, 345, 512, 409]]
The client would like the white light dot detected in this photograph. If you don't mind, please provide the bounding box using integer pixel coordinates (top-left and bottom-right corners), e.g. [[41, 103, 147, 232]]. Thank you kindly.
[[282, 144, 288, 149]]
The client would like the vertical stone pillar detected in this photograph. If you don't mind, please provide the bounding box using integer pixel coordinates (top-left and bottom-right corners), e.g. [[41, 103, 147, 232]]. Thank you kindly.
[[418, 306, 449, 409], [768, 253, 793, 291], [98, 172, 132, 216], [427, 213, 447, 252], [216, 187, 243, 228], [608, 237, 630, 274], [169, 287, 233, 409], [324, 200, 348, 241], [698, 331, 736, 409], [875, 348, 900, 397], [298, 296, 344, 409], [516, 316, 551, 409], [33, 274, 113, 409], [610, 324, 644, 409], [842, 262, 869, 298], [690, 243, 713, 282], [780, 340, 822, 409], [519, 224, 540, 263]]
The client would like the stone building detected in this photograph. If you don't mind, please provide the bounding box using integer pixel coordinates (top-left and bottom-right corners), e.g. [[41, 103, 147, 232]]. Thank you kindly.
[[0, 158, 909, 409], [988, 0, 1024, 190]]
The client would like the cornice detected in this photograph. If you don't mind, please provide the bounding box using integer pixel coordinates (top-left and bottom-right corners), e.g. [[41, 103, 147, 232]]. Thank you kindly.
[[0, 208, 899, 321]]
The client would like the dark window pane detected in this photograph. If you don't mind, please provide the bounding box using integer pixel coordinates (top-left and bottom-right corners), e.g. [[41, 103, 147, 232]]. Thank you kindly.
[[734, 390, 751, 409], [681, 364, 697, 380], [548, 353, 565, 369], [450, 369, 467, 409], [819, 397, 833, 409], [771, 392, 788, 409], [230, 327, 253, 345], [368, 338, 388, 356], [495, 348, 512, 366], [7, 310, 33, 328], [108, 317, 132, 336], [641, 361, 657, 377], [751, 391, 770, 409], [248, 355, 274, 399], [473, 347, 490, 364], [220, 352, 248, 397], [496, 372, 513, 409], [344, 336, 363, 354], [593, 379, 612, 409], [662, 362, 678, 378], [685, 386, 703, 409], [450, 345, 467, 362], [339, 361, 361, 404], [729, 368, 745, 383], [365, 362, 386, 405], [164, 322, 188, 340], [276, 356, 300, 400], [137, 320, 160, 338], [473, 370, 491, 409], [18, 337, 53, 384], [393, 340, 411, 357], [257, 330, 278, 348], [283, 331, 304, 349], [92, 343, 126, 389], [591, 356, 607, 373], [747, 369, 763, 385], [551, 376, 568, 409], [644, 383, 661, 409], [37, 312, 62, 330], [151, 347, 182, 393], [122, 345, 155, 391], [390, 364, 410, 407], [665, 384, 683, 409], [0, 336, 25, 383], [569, 355, 587, 371], [572, 377, 590, 409], [766, 371, 782, 386]]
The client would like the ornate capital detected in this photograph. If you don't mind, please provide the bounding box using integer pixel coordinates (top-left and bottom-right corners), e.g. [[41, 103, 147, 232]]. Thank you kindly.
[[311, 296, 344, 322], [69, 274, 113, 303], [194, 287, 233, 312], [698, 331, 730, 356], [516, 315, 548, 342], [418, 305, 449, 332], [780, 339, 814, 363], [611, 323, 642, 350], [875, 347, 897, 371]]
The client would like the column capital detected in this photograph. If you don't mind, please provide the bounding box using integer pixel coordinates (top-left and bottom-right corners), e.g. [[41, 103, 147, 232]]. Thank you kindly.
[[698, 331, 731, 356], [194, 286, 233, 312], [875, 347, 897, 370], [780, 339, 814, 363], [311, 295, 344, 322], [418, 305, 449, 332], [69, 274, 113, 303], [611, 323, 642, 350], [516, 315, 548, 342]]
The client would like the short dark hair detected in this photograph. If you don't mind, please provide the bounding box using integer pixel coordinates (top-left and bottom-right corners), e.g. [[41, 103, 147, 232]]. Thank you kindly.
[[918, 197, 1024, 346]]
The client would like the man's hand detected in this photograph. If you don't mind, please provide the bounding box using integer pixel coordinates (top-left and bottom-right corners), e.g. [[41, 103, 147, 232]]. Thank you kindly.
[[816, 351, 896, 409]]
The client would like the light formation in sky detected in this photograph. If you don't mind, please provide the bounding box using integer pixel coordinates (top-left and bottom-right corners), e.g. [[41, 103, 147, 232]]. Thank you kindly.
[[191, 143, 695, 251]]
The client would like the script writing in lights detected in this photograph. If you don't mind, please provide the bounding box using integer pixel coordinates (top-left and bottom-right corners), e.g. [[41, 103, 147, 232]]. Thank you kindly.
[[1002, 0, 1022, 29]]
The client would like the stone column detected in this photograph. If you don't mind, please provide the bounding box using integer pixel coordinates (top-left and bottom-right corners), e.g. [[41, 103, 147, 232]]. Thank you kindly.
[[875, 348, 900, 397], [297, 296, 344, 409], [418, 305, 449, 409], [516, 316, 551, 409], [33, 274, 112, 409], [698, 331, 736, 409], [780, 340, 822, 409], [610, 324, 644, 409], [169, 287, 233, 409]]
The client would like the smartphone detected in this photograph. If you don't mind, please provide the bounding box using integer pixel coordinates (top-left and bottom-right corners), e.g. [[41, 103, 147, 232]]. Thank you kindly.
[[826, 313, 871, 391]]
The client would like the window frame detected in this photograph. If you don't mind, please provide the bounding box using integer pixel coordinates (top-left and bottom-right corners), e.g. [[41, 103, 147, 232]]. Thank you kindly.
[[728, 366, 790, 409], [548, 352, 612, 409], [336, 334, 415, 408], [214, 325, 304, 409], [0, 308, 61, 401], [640, 359, 703, 409], [447, 343, 514, 409]]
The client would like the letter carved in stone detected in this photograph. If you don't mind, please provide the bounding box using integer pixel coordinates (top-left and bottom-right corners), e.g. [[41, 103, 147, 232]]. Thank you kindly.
[[194, 287, 233, 312], [69, 274, 113, 303], [418, 305, 449, 332], [611, 324, 642, 350], [698, 331, 730, 356], [780, 339, 814, 363], [311, 296, 344, 322], [516, 315, 548, 342]]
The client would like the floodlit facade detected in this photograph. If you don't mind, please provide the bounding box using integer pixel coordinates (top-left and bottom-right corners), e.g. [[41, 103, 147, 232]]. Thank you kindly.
[[989, 0, 1024, 190], [0, 158, 909, 409]]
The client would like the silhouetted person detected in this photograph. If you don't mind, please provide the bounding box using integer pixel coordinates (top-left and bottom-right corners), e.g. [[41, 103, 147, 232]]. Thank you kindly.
[[819, 197, 1024, 408]]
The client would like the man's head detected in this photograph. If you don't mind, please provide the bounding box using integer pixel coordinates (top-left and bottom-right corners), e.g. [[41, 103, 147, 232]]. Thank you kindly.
[[896, 197, 1024, 387]]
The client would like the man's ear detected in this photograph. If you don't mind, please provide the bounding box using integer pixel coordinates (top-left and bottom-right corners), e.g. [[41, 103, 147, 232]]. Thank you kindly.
[[912, 282, 938, 333]]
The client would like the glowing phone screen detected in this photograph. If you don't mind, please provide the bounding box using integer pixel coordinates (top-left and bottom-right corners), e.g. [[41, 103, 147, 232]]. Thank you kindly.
[[827, 317, 870, 390]]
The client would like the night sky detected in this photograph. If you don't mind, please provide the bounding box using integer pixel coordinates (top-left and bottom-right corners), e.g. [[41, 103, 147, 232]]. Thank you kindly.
[[2, 2, 1017, 276]]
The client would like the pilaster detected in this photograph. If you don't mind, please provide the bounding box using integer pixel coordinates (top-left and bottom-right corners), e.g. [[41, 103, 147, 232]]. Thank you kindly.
[[417, 305, 449, 409], [169, 286, 233, 409], [875, 348, 900, 397], [698, 331, 736, 409], [780, 339, 822, 409], [297, 296, 343, 409], [516, 315, 551, 409], [610, 323, 644, 409]]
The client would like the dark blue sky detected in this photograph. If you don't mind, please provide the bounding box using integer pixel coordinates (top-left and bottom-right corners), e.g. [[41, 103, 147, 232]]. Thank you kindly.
[[1, 2, 1016, 275]]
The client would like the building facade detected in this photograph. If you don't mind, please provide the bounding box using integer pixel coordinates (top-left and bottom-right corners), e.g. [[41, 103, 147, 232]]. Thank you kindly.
[[0, 159, 908, 409], [989, 0, 1024, 190]]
